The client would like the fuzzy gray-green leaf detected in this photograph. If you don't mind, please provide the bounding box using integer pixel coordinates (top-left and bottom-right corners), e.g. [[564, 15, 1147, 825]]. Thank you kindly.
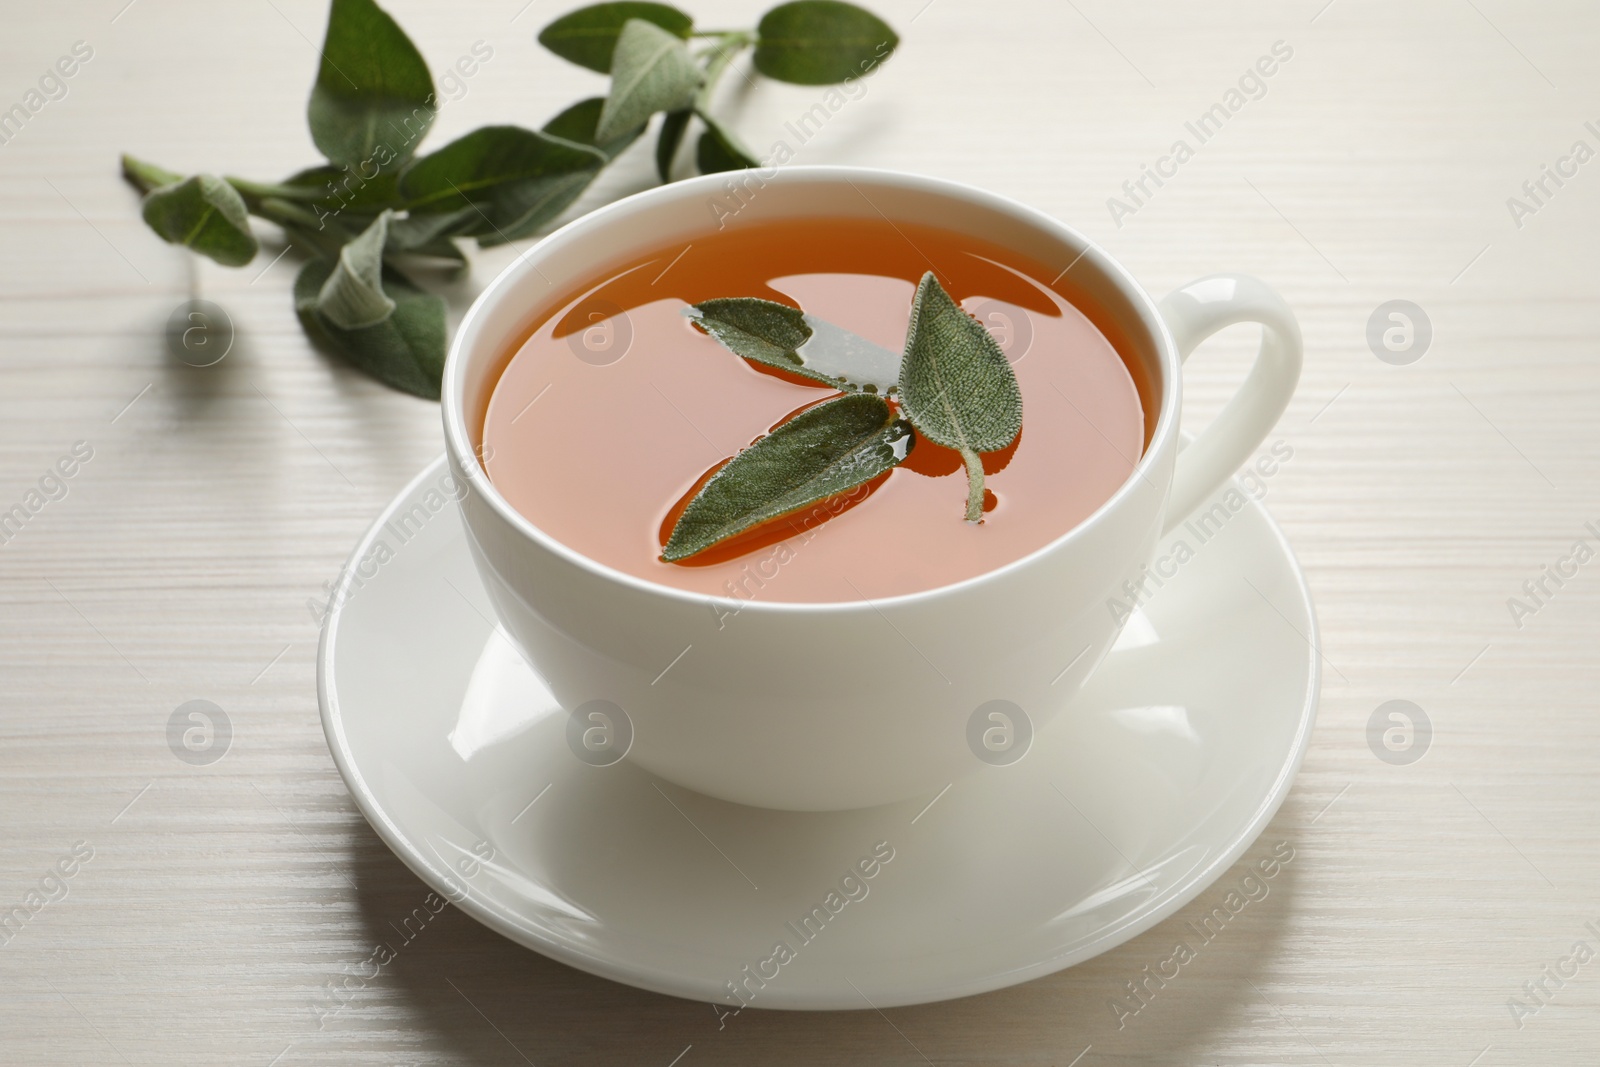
[[899, 271, 1021, 521], [385, 209, 475, 262], [140, 174, 258, 267], [538, 2, 694, 73], [542, 96, 646, 161], [295, 257, 446, 398], [898, 271, 1021, 454], [655, 108, 692, 180], [307, 0, 436, 172], [663, 393, 912, 560], [316, 210, 396, 329], [753, 0, 899, 85], [282, 164, 404, 215], [398, 125, 607, 242], [690, 296, 812, 375], [595, 19, 703, 144], [694, 112, 760, 173]]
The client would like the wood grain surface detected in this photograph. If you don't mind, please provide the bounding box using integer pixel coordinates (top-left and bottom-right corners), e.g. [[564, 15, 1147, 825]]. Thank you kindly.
[[3, 0, 1599, 1063]]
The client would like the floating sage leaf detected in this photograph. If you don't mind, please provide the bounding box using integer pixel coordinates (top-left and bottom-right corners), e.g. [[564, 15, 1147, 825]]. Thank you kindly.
[[538, 2, 694, 73], [663, 393, 912, 561], [595, 19, 703, 144], [898, 272, 1022, 521], [754, 0, 899, 85], [308, 0, 436, 173], [694, 112, 760, 173], [140, 174, 259, 267], [655, 108, 692, 180], [317, 211, 395, 328], [295, 257, 446, 398], [688, 297, 898, 392], [398, 125, 607, 243], [542, 96, 646, 161], [690, 297, 816, 383]]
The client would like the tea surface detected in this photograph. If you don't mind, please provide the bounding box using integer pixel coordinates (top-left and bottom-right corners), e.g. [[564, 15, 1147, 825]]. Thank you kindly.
[[482, 218, 1144, 602]]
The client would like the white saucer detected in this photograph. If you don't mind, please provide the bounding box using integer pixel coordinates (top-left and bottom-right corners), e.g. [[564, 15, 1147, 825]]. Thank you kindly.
[[318, 455, 1317, 1010]]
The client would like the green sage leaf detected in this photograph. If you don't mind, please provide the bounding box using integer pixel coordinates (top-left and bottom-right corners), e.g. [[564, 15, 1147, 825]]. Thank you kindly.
[[595, 19, 703, 145], [690, 297, 814, 381], [140, 174, 259, 267], [398, 125, 607, 243], [308, 0, 436, 173], [754, 0, 899, 85], [688, 297, 899, 392], [542, 96, 645, 161], [396, 234, 469, 265], [538, 2, 694, 73], [663, 393, 912, 561], [317, 210, 395, 329], [655, 108, 692, 180], [295, 257, 446, 398], [694, 113, 759, 173], [282, 165, 405, 216], [897, 272, 1022, 521], [256, 196, 362, 260], [386, 208, 474, 255]]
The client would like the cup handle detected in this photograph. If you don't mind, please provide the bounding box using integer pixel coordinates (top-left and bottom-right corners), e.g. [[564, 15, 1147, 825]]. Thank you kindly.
[[1157, 273, 1303, 535]]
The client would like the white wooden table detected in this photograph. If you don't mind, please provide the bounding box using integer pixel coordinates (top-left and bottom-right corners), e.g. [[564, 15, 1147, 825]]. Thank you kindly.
[[4, 0, 1598, 1062]]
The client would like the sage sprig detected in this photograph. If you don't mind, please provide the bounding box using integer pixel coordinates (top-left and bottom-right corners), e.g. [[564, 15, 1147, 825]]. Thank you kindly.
[[120, 0, 899, 399], [668, 273, 1023, 559]]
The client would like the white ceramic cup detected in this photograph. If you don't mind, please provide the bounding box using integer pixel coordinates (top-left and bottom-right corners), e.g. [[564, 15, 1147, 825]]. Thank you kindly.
[[443, 166, 1302, 811]]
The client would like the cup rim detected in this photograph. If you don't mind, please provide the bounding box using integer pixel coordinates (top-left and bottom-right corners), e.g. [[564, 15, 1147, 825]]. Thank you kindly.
[[442, 165, 1181, 614]]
